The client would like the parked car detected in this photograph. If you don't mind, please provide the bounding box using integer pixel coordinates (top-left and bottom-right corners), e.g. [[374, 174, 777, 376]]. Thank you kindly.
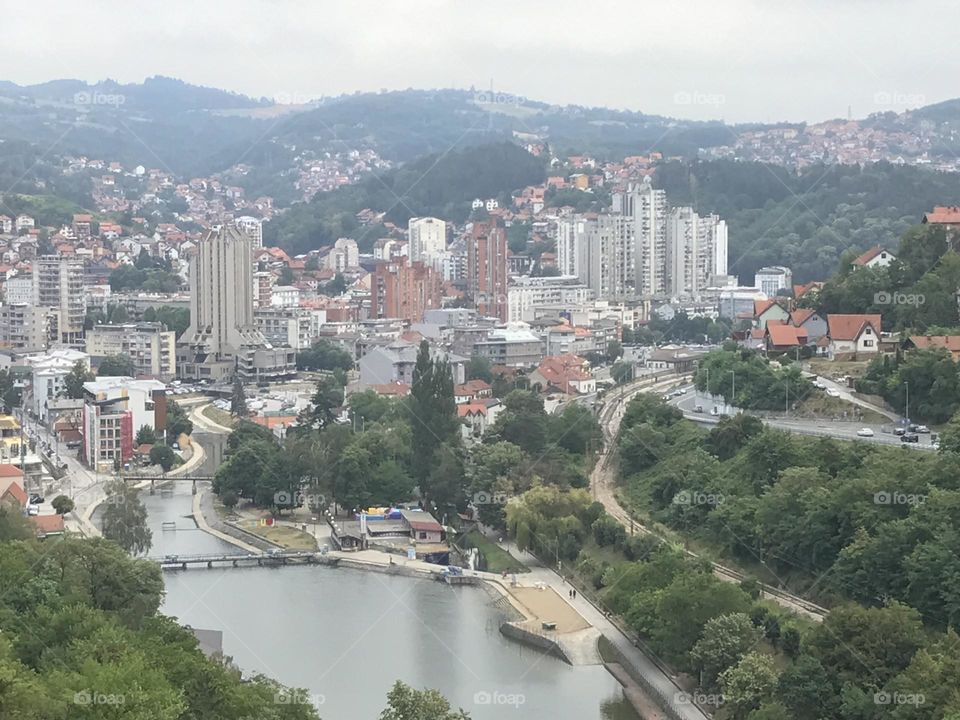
[[693, 405, 704, 413], [813, 380, 826, 390], [710, 406, 720, 416], [909, 424, 930, 433], [856, 428, 874, 437], [29, 494, 44, 504], [26, 505, 39, 516], [900, 433, 920, 443], [893, 427, 907, 436], [671, 389, 684, 397], [826, 388, 841, 398]]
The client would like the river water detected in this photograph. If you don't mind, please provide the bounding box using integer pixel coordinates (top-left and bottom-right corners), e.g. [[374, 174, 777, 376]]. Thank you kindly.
[[139, 433, 640, 720]]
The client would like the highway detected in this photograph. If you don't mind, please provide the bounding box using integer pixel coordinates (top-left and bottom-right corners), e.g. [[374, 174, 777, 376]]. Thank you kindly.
[[589, 373, 829, 622], [669, 387, 937, 451]]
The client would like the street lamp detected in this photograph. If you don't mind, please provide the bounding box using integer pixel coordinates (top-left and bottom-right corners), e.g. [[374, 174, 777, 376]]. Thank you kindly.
[[729, 370, 736, 415]]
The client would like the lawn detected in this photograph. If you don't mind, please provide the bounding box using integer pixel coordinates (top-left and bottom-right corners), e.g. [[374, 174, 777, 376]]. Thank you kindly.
[[794, 393, 889, 424], [460, 530, 528, 574], [201, 405, 236, 429], [238, 520, 318, 551]]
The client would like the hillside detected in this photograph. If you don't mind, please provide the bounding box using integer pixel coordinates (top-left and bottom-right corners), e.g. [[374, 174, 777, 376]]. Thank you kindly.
[[263, 141, 546, 254]]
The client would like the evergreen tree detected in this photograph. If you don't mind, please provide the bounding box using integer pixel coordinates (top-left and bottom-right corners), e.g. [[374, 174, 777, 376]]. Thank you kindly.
[[230, 377, 248, 417]]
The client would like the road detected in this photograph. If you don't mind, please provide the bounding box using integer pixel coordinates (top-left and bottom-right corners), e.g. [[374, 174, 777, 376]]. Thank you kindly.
[[670, 388, 937, 451], [589, 374, 828, 622]]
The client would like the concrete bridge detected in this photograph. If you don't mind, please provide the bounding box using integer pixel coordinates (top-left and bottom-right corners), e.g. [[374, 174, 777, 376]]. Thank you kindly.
[[121, 474, 216, 494], [148, 550, 337, 571]]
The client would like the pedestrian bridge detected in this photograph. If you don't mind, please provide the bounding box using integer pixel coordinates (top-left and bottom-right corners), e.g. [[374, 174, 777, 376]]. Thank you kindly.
[[147, 551, 337, 571]]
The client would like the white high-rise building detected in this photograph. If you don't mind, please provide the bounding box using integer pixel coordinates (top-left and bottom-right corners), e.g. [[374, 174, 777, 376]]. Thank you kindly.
[[508, 276, 595, 322], [32, 255, 86, 348], [234, 216, 263, 248], [408, 217, 447, 265], [326, 238, 359, 272], [577, 214, 634, 299], [622, 178, 668, 297], [666, 209, 729, 297], [555, 216, 582, 277]]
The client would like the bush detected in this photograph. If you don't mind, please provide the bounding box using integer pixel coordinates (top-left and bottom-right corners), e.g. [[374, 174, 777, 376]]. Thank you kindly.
[[592, 514, 627, 548]]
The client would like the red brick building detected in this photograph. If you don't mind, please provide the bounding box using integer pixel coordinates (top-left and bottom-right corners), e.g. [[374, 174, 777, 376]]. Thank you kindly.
[[467, 220, 508, 322], [370, 259, 442, 323]]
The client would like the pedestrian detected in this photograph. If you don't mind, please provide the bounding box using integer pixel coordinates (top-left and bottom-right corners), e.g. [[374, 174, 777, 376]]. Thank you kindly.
[[573, 589, 577, 599]]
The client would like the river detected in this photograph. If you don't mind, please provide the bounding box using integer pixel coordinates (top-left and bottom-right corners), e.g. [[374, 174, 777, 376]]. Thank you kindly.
[[139, 433, 640, 720]]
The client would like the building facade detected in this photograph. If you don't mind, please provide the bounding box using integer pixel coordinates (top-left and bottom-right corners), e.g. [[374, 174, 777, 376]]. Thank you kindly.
[[370, 259, 442, 323], [32, 255, 86, 348], [408, 217, 447, 265], [86, 322, 176, 379], [467, 220, 508, 322]]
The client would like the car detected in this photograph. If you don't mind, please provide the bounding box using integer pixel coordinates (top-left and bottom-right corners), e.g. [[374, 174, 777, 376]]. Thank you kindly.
[[693, 405, 704, 413], [26, 505, 39, 516], [909, 424, 930, 433], [893, 427, 906, 436], [671, 389, 684, 397], [825, 388, 841, 398], [856, 428, 874, 437], [710, 406, 720, 416], [662, 395, 672, 401], [29, 494, 44, 504], [813, 381, 826, 390], [900, 433, 920, 443]]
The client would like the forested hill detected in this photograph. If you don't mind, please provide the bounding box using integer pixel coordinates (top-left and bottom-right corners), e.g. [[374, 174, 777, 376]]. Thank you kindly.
[[262, 142, 546, 254], [655, 160, 960, 282]]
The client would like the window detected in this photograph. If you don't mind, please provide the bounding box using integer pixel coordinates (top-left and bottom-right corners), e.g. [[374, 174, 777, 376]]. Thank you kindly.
[[863, 339, 874, 347], [418, 532, 427, 540]]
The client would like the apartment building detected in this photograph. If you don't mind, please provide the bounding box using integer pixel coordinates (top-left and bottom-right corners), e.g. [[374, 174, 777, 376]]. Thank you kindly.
[[408, 217, 447, 265], [33, 255, 86, 348], [467, 220, 508, 322], [0, 304, 50, 350], [255, 307, 326, 351], [85, 322, 176, 379], [370, 259, 442, 323], [507, 275, 595, 322], [81, 377, 167, 471]]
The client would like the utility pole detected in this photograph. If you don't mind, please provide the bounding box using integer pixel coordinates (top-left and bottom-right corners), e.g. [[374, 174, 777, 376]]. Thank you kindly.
[[785, 377, 789, 416], [729, 370, 736, 415], [905, 381, 910, 425]]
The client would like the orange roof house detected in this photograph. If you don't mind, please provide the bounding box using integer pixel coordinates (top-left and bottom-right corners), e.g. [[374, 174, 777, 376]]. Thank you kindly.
[[922, 206, 960, 226], [903, 335, 960, 361]]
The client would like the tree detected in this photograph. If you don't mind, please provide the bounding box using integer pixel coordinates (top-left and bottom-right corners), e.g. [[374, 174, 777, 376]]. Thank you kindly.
[[606, 339, 623, 363], [719, 652, 781, 719], [63, 360, 93, 399], [690, 612, 762, 689], [379, 681, 470, 720], [51, 495, 75, 515], [408, 341, 460, 507], [100, 480, 153, 555], [611, 360, 633, 384], [777, 654, 836, 720], [300, 375, 344, 429], [165, 399, 193, 439], [230, 377, 248, 417], [348, 390, 393, 425], [135, 425, 157, 446], [149, 445, 176, 472], [98, 353, 137, 377], [466, 355, 493, 383], [296, 339, 353, 372]]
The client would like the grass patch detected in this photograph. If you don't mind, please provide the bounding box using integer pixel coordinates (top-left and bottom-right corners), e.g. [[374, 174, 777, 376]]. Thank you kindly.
[[238, 520, 317, 551], [808, 359, 870, 380], [794, 393, 888, 424], [459, 530, 528, 574], [201, 405, 237, 429]]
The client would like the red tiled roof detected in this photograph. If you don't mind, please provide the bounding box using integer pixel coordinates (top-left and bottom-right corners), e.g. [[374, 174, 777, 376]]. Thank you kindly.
[[0, 476, 27, 507], [457, 403, 487, 418], [793, 282, 823, 300], [851, 246, 890, 266], [0, 464, 24, 479], [827, 314, 882, 341], [30, 514, 65, 536], [907, 335, 960, 353], [923, 206, 960, 224], [790, 308, 817, 326], [368, 383, 411, 397], [767, 324, 806, 347]]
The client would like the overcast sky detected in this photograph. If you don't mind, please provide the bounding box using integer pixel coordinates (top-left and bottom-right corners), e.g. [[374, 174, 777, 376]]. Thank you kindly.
[[2, 0, 957, 123]]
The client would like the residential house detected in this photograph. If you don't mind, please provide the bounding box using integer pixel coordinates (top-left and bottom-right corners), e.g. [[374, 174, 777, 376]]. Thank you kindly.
[[457, 399, 502, 442], [902, 335, 960, 361], [827, 314, 882, 360], [753, 299, 790, 329], [528, 354, 596, 395], [788, 308, 828, 344], [400, 509, 444, 543], [851, 246, 896, 269], [646, 345, 705, 373], [30, 514, 65, 539], [0, 466, 27, 508], [765, 321, 808, 353]]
